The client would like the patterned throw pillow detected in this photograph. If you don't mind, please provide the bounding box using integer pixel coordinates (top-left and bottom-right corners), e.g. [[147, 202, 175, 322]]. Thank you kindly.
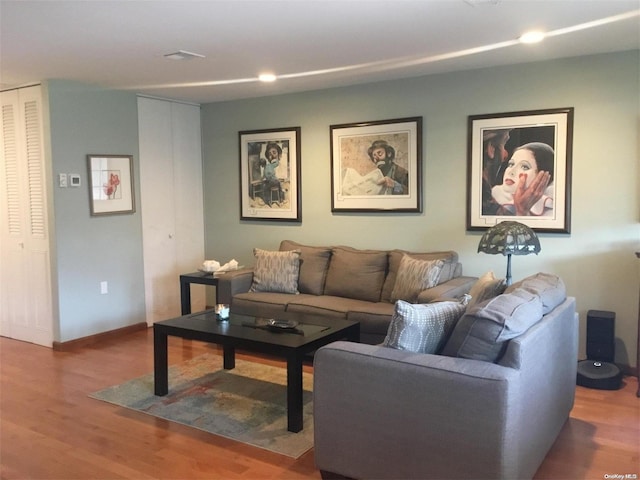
[[383, 300, 466, 354], [466, 271, 506, 310], [249, 248, 301, 294], [390, 256, 443, 303]]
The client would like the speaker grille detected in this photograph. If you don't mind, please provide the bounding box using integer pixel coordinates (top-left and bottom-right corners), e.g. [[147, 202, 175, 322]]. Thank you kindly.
[[586, 310, 615, 363]]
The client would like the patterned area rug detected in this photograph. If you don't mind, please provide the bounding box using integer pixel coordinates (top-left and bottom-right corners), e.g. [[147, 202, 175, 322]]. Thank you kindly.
[[89, 353, 314, 458]]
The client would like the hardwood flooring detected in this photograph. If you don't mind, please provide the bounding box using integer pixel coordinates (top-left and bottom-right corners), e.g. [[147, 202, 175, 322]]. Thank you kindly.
[[1, 329, 638, 480]]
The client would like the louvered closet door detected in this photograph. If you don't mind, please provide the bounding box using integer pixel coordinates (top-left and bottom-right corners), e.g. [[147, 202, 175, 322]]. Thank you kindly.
[[0, 86, 53, 346]]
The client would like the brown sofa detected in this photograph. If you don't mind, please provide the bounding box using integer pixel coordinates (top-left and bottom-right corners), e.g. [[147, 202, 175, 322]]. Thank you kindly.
[[217, 240, 477, 344]]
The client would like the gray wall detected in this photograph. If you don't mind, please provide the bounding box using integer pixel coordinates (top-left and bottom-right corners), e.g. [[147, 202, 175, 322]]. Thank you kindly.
[[201, 51, 639, 368], [46, 80, 146, 342]]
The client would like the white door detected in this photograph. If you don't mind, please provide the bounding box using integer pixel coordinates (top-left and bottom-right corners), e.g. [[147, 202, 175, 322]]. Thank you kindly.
[[0, 86, 54, 346], [138, 97, 205, 324]]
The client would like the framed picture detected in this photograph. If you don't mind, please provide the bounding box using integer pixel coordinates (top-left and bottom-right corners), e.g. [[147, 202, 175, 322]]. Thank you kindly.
[[467, 108, 574, 233], [331, 117, 422, 213], [239, 127, 301, 222], [87, 154, 135, 216]]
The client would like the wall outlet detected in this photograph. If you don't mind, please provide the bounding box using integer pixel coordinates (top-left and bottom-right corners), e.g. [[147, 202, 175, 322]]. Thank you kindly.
[[100, 281, 108, 295]]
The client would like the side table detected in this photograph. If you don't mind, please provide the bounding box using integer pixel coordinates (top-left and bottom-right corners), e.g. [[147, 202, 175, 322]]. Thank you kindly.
[[179, 272, 219, 315]]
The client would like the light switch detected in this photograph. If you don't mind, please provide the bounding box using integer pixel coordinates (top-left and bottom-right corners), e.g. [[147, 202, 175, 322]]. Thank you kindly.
[[58, 173, 68, 188]]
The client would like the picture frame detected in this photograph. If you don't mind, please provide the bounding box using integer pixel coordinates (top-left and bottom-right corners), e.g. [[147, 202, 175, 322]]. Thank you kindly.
[[330, 117, 422, 213], [87, 154, 135, 216], [239, 127, 301, 222], [466, 108, 574, 233]]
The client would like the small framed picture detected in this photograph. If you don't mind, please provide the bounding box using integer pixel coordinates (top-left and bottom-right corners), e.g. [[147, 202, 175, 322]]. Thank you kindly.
[[330, 117, 422, 213], [87, 154, 135, 216], [467, 108, 574, 233], [239, 127, 301, 222]]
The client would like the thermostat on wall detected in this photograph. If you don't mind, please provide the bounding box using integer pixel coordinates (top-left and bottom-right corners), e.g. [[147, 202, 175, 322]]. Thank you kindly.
[[69, 174, 81, 187]]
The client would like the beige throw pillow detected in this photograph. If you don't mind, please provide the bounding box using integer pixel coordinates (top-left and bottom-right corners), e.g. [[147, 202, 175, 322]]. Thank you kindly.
[[390, 256, 443, 303], [466, 271, 506, 310], [249, 248, 301, 294]]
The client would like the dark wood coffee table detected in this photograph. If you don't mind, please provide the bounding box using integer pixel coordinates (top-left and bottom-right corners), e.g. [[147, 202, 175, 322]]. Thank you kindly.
[[153, 310, 359, 432]]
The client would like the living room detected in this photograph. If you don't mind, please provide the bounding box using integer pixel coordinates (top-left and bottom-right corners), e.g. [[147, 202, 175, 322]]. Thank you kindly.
[[1, 1, 638, 478]]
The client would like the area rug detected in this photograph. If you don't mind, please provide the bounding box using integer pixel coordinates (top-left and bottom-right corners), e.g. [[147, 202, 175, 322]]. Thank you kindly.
[[89, 353, 314, 458]]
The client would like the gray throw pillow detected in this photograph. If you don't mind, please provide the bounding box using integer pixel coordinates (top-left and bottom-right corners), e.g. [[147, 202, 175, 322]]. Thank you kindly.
[[390, 256, 443, 303], [441, 288, 543, 362], [249, 248, 301, 294], [505, 272, 566, 314], [280, 240, 332, 295], [383, 300, 466, 354]]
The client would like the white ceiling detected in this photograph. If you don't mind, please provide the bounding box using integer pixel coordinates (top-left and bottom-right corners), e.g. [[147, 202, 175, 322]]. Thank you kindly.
[[1, 0, 638, 104]]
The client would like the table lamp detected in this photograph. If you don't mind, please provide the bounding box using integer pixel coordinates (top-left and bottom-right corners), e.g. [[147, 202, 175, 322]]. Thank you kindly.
[[477, 221, 541, 286]]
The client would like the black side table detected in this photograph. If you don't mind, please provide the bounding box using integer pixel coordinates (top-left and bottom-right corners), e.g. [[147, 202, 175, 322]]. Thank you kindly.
[[179, 272, 219, 315]]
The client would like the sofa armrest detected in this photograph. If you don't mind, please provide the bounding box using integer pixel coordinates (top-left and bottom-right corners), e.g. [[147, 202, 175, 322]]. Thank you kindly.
[[216, 268, 254, 305], [313, 341, 519, 480], [416, 275, 477, 303]]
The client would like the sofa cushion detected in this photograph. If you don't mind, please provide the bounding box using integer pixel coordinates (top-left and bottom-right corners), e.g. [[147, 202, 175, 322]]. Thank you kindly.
[[280, 240, 332, 295], [466, 271, 506, 310], [381, 250, 459, 303], [347, 302, 397, 337], [390, 256, 443, 303], [383, 300, 466, 354], [249, 248, 301, 294], [323, 246, 388, 302], [232, 292, 295, 318], [441, 288, 543, 362], [505, 272, 566, 314]]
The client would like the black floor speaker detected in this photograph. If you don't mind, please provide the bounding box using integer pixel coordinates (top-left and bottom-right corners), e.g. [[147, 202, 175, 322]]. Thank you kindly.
[[577, 360, 622, 390], [577, 310, 622, 390], [586, 310, 615, 363]]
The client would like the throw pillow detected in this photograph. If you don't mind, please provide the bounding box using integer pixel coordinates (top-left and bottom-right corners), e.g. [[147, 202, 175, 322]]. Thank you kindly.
[[381, 250, 459, 302], [390, 256, 443, 303], [505, 272, 566, 314], [249, 248, 301, 294], [383, 300, 466, 354], [441, 288, 543, 363], [279, 240, 332, 295], [466, 271, 506, 310], [323, 246, 388, 302]]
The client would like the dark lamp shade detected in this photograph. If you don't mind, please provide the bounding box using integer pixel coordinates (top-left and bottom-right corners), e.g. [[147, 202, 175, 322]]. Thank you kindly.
[[477, 221, 541, 256]]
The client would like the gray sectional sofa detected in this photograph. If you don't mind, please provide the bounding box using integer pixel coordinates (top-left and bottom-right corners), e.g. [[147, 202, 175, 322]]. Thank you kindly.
[[313, 273, 578, 480], [217, 240, 477, 344]]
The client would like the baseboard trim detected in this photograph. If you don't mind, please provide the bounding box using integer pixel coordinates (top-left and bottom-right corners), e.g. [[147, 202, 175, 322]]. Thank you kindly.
[[52, 322, 148, 352]]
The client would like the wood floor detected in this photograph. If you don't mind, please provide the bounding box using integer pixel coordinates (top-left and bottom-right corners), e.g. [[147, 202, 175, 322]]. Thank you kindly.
[[1, 329, 638, 480]]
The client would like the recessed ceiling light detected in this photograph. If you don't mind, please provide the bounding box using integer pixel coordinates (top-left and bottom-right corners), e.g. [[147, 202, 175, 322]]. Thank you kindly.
[[163, 50, 205, 61], [519, 31, 546, 44], [258, 73, 277, 82]]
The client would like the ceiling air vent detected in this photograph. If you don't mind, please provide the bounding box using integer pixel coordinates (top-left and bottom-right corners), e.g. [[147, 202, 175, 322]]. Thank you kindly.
[[163, 50, 205, 61], [463, 0, 501, 6]]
